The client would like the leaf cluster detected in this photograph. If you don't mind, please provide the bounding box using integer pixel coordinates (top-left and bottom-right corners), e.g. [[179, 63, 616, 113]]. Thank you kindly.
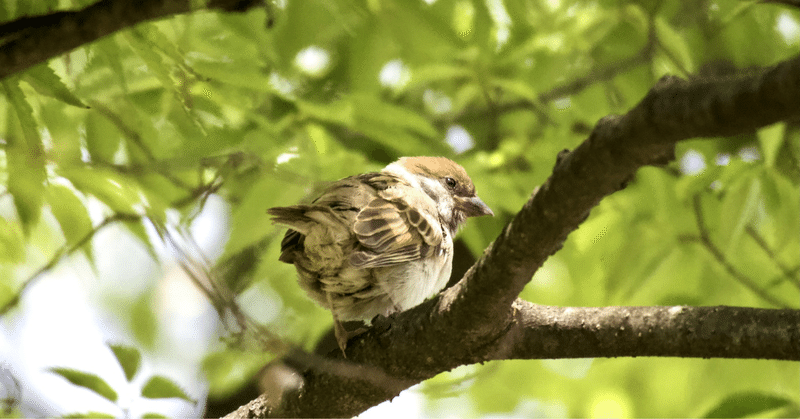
[[0, 0, 797, 417]]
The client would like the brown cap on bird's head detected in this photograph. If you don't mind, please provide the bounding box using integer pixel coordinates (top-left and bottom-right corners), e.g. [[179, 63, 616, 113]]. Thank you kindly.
[[391, 156, 493, 220]]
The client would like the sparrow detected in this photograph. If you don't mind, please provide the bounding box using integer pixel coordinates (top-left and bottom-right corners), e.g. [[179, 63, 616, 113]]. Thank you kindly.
[[268, 156, 493, 353]]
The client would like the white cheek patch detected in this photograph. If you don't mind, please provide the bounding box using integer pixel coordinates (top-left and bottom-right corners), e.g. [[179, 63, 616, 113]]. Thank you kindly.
[[382, 163, 455, 231], [418, 177, 454, 226], [383, 162, 421, 189], [418, 177, 445, 202]]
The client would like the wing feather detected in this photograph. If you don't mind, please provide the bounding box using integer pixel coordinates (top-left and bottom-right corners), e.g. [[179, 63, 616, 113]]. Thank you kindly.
[[269, 172, 444, 271], [349, 244, 425, 268]]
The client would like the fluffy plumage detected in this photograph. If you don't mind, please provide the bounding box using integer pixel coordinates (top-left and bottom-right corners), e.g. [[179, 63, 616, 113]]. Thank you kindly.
[[268, 156, 492, 352]]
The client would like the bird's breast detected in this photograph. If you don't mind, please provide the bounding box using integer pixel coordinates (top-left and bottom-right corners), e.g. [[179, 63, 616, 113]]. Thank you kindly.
[[378, 240, 454, 313]]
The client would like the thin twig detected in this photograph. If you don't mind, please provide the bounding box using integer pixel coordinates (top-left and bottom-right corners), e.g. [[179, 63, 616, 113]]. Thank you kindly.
[[88, 101, 195, 192], [0, 212, 142, 315], [0, 171, 223, 317], [691, 195, 792, 308], [448, 23, 657, 127], [511, 34, 656, 112], [745, 225, 800, 289], [162, 211, 413, 400]]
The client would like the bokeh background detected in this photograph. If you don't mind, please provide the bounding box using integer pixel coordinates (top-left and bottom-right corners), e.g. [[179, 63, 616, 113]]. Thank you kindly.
[[0, 0, 798, 417]]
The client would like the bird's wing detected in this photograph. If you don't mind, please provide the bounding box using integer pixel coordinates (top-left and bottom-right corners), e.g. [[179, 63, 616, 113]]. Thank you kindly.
[[268, 175, 373, 265], [268, 172, 443, 269], [350, 174, 443, 268]]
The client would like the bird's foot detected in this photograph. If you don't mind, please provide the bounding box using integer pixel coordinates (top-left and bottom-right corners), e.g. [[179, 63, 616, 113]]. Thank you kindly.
[[333, 320, 369, 356]]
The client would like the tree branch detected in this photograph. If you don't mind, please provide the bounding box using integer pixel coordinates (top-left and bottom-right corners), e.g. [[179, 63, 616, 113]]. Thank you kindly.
[[225, 54, 800, 418], [228, 302, 800, 418], [0, 0, 267, 80], [495, 300, 800, 361]]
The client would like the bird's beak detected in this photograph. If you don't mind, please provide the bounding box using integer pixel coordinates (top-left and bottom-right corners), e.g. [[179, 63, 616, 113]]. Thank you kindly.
[[458, 196, 494, 217]]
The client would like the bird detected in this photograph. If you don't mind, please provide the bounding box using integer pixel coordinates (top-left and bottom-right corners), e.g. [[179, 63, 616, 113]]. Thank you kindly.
[[268, 156, 493, 353]]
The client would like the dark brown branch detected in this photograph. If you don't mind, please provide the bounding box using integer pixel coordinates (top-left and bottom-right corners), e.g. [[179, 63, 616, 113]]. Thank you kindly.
[[454, 54, 800, 321], [226, 54, 800, 418], [495, 300, 800, 361], [228, 302, 800, 418], [0, 0, 265, 79]]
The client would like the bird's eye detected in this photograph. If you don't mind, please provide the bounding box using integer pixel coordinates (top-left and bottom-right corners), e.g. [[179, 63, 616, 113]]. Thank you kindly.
[[445, 177, 457, 188]]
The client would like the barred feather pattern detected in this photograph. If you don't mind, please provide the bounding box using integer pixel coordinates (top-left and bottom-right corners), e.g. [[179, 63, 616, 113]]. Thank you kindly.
[[268, 157, 491, 327], [268, 172, 450, 321]]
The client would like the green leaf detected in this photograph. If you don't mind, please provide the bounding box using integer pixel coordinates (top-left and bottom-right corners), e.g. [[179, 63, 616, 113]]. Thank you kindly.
[[720, 176, 761, 254], [675, 163, 723, 201], [124, 218, 159, 262], [2, 78, 46, 234], [130, 293, 159, 349], [48, 368, 118, 403], [124, 28, 175, 93], [142, 413, 169, 419], [22, 63, 88, 108], [353, 94, 439, 138], [93, 37, 129, 94], [296, 95, 440, 156], [703, 392, 795, 418], [46, 184, 93, 248], [451, 83, 482, 116], [85, 112, 123, 163], [40, 102, 82, 163], [0, 278, 18, 314], [296, 98, 354, 127], [225, 175, 298, 259], [141, 375, 196, 403], [191, 60, 273, 92], [408, 63, 472, 89], [655, 17, 694, 74], [136, 22, 185, 67], [63, 412, 116, 418], [491, 77, 539, 103], [108, 344, 141, 382], [202, 350, 271, 398], [593, 11, 648, 64], [60, 167, 141, 213], [757, 123, 785, 168], [0, 217, 24, 263], [375, 1, 461, 65]]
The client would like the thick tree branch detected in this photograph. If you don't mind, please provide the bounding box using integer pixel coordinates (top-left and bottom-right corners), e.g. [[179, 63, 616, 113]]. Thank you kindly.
[[228, 303, 800, 418], [495, 300, 800, 361], [449, 54, 800, 327], [0, 0, 266, 79], [226, 55, 800, 418]]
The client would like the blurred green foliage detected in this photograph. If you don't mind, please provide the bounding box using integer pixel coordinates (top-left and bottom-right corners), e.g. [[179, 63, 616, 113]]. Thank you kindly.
[[0, 0, 798, 417]]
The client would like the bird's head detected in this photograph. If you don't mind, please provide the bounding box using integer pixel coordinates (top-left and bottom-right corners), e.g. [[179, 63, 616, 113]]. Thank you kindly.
[[385, 156, 493, 234]]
